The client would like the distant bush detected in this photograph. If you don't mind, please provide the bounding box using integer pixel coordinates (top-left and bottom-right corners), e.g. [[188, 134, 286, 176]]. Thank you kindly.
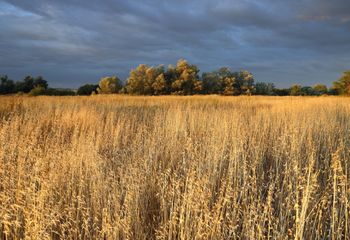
[[28, 86, 46, 96], [273, 88, 290, 96], [28, 87, 76, 96], [44, 88, 76, 96], [77, 84, 98, 95]]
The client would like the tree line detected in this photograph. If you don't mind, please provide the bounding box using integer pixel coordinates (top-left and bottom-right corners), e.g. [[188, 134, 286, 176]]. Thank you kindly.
[[0, 75, 75, 96], [1, 59, 350, 96]]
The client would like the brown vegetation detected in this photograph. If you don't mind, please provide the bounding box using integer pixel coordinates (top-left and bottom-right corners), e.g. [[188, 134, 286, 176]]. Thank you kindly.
[[0, 95, 349, 239]]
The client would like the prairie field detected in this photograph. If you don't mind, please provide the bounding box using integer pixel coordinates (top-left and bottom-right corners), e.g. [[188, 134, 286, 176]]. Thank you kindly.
[[0, 95, 350, 240]]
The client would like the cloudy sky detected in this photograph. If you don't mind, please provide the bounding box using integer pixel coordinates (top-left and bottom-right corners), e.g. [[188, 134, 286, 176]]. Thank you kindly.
[[0, 0, 349, 88]]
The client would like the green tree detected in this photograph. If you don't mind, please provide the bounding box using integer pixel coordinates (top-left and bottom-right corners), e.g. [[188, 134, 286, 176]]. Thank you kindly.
[[301, 86, 317, 96], [273, 88, 290, 96], [327, 88, 338, 95], [16, 75, 35, 93], [202, 72, 220, 94], [34, 76, 48, 89], [77, 84, 98, 95], [201, 68, 255, 95], [44, 88, 75, 96], [202, 67, 233, 94], [312, 84, 328, 95], [164, 65, 177, 94], [332, 71, 350, 95], [97, 76, 122, 94], [0, 75, 15, 94], [254, 82, 275, 95]]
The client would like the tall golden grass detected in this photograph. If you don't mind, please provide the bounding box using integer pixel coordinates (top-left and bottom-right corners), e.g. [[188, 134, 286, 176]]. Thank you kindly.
[[0, 95, 349, 239]]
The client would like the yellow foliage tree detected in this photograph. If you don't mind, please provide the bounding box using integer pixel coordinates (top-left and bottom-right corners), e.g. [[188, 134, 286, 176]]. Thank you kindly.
[[152, 73, 166, 95], [97, 76, 122, 94], [171, 59, 202, 95]]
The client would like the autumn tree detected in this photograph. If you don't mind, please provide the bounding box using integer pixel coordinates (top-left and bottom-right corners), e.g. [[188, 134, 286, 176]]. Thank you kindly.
[[97, 76, 122, 94], [126, 64, 148, 95], [222, 77, 237, 95], [123, 60, 256, 95], [235, 70, 255, 95], [171, 59, 202, 95], [126, 64, 165, 95], [152, 73, 166, 95], [144, 65, 164, 95], [332, 71, 350, 95], [290, 84, 302, 96]]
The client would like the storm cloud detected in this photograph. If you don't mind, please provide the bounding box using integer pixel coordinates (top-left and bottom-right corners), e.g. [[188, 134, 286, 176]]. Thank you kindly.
[[0, 0, 349, 87]]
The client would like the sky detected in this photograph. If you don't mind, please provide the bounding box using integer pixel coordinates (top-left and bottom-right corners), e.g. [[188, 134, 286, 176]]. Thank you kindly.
[[0, 0, 349, 88]]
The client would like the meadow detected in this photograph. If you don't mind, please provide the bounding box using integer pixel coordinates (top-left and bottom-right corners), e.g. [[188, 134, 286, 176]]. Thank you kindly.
[[0, 95, 349, 239]]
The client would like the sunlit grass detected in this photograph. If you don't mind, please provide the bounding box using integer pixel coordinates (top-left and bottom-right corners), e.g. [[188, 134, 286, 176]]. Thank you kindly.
[[0, 95, 349, 239]]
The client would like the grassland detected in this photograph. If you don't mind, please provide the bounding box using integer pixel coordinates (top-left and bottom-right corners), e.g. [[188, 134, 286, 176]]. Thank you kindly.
[[0, 95, 349, 239]]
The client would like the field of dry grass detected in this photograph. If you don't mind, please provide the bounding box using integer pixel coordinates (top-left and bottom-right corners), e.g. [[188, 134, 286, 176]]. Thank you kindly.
[[0, 95, 349, 239]]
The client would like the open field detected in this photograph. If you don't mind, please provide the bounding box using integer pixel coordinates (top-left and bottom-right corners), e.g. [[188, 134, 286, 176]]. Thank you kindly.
[[0, 95, 350, 239]]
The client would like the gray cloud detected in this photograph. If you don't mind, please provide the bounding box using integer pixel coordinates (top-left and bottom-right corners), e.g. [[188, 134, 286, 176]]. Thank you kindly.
[[0, 0, 349, 88]]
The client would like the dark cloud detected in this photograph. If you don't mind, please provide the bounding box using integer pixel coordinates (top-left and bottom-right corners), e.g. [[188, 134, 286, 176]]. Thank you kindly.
[[0, 0, 349, 87]]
